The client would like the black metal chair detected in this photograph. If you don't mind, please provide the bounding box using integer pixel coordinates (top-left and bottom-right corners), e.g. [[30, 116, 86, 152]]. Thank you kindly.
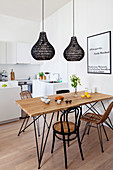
[[56, 89, 70, 121], [51, 106, 84, 169]]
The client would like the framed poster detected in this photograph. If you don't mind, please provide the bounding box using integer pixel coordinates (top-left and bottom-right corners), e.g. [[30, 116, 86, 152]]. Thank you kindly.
[[87, 31, 111, 74]]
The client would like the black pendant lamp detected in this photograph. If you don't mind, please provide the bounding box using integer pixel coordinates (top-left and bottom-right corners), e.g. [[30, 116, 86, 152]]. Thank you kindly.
[[31, 0, 55, 60], [63, 0, 84, 61]]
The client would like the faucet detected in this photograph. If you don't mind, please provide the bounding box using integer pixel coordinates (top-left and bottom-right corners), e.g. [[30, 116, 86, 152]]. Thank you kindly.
[[53, 73, 60, 82]]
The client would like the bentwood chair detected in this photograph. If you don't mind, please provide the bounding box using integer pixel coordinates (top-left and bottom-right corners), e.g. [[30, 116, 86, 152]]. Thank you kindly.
[[18, 90, 40, 136], [56, 90, 70, 121], [81, 101, 113, 152], [51, 106, 84, 169]]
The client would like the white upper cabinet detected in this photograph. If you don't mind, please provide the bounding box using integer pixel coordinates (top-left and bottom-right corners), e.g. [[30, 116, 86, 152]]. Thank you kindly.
[[0, 42, 7, 64], [0, 41, 44, 65], [16, 42, 31, 64], [7, 42, 31, 64], [7, 42, 16, 64]]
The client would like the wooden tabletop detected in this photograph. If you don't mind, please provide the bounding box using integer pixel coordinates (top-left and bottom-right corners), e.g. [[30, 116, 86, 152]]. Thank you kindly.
[[16, 92, 113, 117]]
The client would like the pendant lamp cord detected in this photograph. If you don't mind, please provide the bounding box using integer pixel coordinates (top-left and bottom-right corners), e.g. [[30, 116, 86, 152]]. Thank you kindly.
[[42, 0, 44, 32], [73, 0, 75, 36]]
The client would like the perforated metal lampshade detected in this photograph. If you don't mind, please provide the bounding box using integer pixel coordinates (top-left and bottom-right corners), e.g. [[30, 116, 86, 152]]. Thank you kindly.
[[63, 36, 84, 61], [31, 32, 55, 60], [63, 0, 84, 61], [31, 0, 55, 60]]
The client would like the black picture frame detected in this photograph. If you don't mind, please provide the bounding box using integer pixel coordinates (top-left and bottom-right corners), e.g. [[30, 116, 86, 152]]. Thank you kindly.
[[87, 31, 111, 74]]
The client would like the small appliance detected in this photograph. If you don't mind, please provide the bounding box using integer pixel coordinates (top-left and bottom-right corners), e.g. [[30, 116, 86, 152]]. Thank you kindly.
[[0, 70, 8, 81]]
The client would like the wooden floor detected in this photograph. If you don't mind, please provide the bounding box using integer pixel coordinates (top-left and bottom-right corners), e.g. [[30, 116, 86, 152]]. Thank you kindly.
[[0, 114, 113, 170]]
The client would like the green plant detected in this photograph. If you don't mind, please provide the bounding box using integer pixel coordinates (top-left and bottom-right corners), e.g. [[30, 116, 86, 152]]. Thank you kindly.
[[70, 74, 81, 88], [39, 72, 44, 77]]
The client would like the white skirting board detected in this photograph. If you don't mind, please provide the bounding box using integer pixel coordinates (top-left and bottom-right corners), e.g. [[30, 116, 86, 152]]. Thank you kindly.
[[0, 118, 19, 125]]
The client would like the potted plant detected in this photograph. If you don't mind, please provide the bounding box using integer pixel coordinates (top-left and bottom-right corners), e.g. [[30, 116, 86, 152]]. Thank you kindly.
[[39, 72, 44, 80], [70, 74, 81, 96]]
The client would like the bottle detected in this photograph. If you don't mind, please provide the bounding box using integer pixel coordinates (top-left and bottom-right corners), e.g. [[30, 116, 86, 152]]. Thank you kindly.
[[59, 77, 62, 83], [10, 69, 15, 80]]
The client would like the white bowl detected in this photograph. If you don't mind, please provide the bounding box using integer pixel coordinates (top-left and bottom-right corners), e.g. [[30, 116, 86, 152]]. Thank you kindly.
[[45, 99, 50, 104], [41, 96, 48, 102]]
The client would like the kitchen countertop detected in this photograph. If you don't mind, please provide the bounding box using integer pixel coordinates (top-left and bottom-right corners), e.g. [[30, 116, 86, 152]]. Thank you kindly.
[[0, 86, 20, 89], [0, 81, 18, 88], [32, 79, 66, 83]]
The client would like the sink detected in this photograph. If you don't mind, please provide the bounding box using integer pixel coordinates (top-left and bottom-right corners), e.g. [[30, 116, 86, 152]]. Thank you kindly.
[[48, 81, 59, 83]]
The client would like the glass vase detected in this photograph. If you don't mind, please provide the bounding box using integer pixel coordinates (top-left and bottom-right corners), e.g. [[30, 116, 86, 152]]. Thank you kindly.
[[74, 86, 77, 97]]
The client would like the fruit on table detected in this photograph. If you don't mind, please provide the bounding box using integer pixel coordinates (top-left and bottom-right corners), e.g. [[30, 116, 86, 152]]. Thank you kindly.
[[85, 92, 88, 96], [81, 95, 85, 98], [2, 84, 7, 87], [81, 92, 91, 98], [87, 94, 91, 98]]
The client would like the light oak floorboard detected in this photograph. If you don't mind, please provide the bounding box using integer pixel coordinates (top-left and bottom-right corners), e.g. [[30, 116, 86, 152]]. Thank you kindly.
[[0, 114, 113, 170]]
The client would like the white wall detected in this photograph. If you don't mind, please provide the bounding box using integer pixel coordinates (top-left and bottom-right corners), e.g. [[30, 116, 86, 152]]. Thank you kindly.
[[68, 0, 113, 121], [0, 14, 41, 79], [0, 15, 40, 42], [40, 2, 73, 82], [68, 0, 113, 95]]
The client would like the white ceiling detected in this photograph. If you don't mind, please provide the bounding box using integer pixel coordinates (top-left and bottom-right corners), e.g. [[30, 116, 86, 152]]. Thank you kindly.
[[0, 0, 71, 23]]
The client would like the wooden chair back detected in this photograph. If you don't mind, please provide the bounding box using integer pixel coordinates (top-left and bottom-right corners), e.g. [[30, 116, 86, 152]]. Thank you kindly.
[[98, 102, 113, 124], [20, 90, 32, 100]]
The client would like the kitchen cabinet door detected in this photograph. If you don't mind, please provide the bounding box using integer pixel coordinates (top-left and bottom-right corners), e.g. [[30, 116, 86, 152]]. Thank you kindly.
[[46, 84, 54, 95], [16, 42, 31, 64], [46, 83, 68, 95], [7, 42, 16, 64], [32, 80, 47, 97], [32, 80, 41, 97], [0, 41, 7, 64], [0, 87, 21, 124]]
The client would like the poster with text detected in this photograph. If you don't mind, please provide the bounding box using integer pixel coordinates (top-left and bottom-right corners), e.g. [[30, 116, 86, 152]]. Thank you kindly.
[[87, 31, 111, 74]]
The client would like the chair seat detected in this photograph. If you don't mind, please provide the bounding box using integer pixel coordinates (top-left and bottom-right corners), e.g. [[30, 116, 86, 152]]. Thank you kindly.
[[53, 121, 75, 134], [81, 112, 102, 124]]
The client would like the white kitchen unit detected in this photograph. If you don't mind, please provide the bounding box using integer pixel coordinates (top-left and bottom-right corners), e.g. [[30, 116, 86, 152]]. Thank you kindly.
[[32, 80, 68, 97], [0, 41, 7, 64], [32, 80, 46, 97], [0, 86, 21, 124], [0, 41, 44, 65], [45, 82, 68, 95], [6, 42, 31, 64], [16, 42, 31, 64], [6, 42, 17, 64], [0, 41, 31, 64]]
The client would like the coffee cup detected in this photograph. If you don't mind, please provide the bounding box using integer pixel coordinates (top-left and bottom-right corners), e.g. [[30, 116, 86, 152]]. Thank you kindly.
[[57, 100, 61, 104]]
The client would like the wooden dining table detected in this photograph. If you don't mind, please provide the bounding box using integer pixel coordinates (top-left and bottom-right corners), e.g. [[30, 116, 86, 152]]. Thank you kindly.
[[16, 91, 113, 169]]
